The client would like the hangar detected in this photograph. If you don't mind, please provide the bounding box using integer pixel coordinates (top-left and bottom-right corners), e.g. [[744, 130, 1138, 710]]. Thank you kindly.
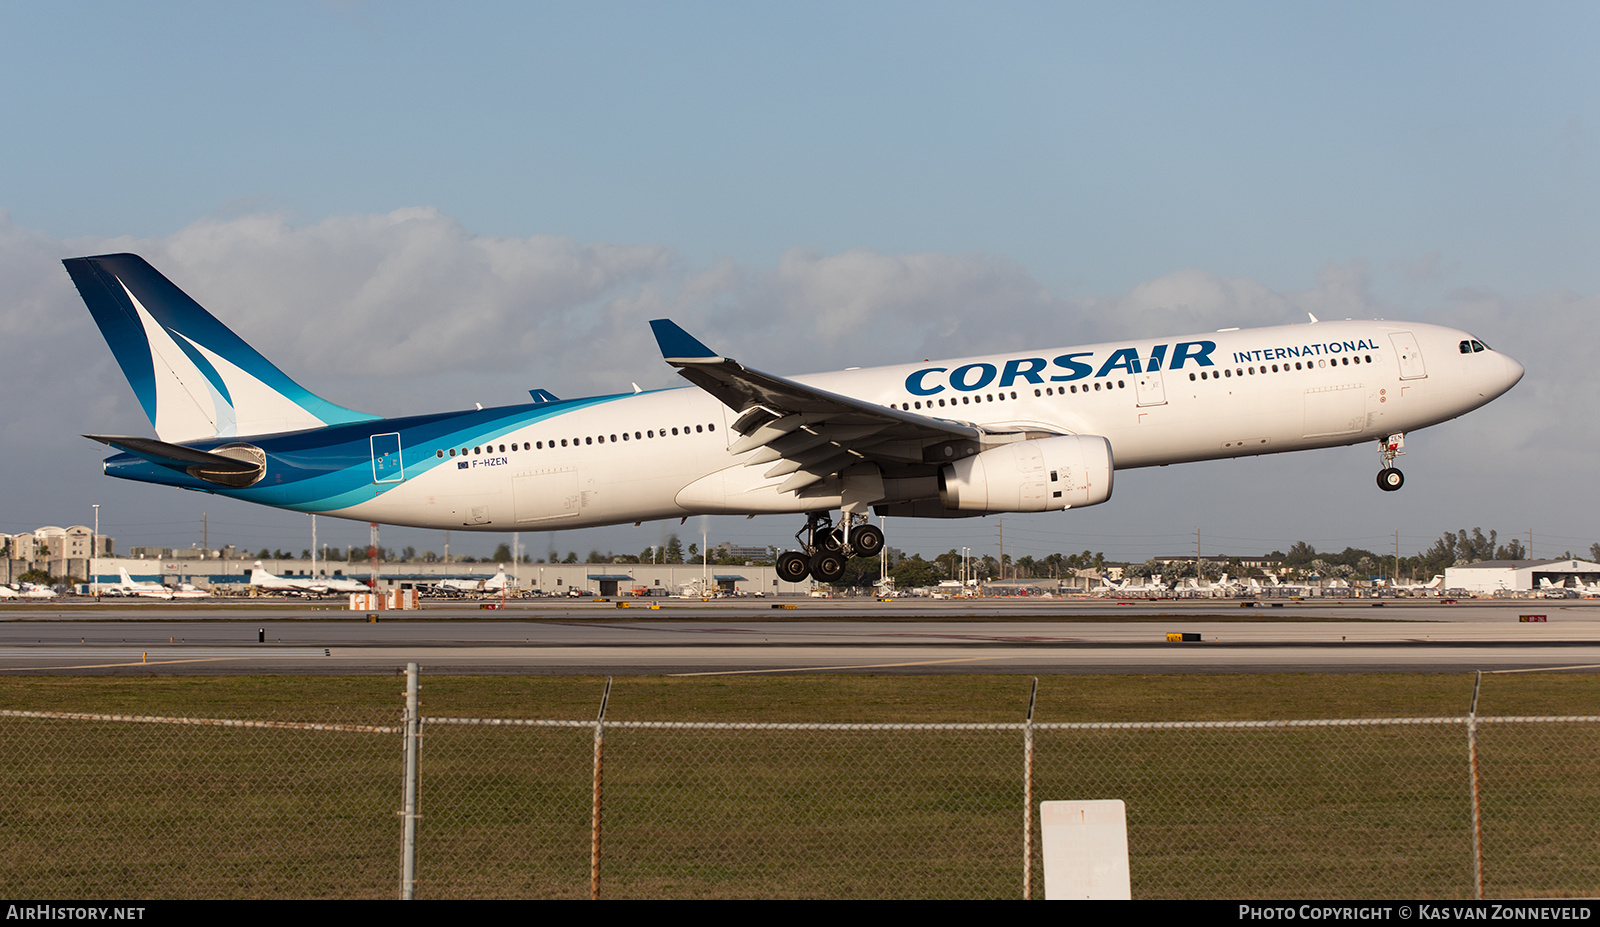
[[1442, 559, 1600, 594]]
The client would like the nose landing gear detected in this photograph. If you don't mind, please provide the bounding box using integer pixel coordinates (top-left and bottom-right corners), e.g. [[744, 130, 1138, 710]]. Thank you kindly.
[[1377, 434, 1405, 492]]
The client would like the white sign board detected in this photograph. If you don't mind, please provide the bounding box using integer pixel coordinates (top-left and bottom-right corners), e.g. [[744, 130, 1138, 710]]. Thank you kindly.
[[1040, 799, 1131, 900]]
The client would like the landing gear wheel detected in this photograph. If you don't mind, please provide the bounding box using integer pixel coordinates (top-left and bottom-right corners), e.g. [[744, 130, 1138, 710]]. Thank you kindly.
[[810, 551, 847, 583], [1377, 467, 1405, 492], [777, 551, 812, 582], [816, 526, 845, 553], [849, 524, 885, 557]]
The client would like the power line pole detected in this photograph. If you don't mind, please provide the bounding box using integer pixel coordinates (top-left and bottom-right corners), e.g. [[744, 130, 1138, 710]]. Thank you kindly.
[[369, 522, 380, 592]]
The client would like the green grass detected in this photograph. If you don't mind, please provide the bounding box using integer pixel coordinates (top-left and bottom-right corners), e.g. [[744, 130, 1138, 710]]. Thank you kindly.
[[1, 673, 1598, 898]]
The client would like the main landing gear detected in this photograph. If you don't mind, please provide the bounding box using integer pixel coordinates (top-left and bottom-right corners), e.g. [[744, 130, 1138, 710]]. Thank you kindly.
[[775, 511, 885, 584], [1376, 433, 1405, 492]]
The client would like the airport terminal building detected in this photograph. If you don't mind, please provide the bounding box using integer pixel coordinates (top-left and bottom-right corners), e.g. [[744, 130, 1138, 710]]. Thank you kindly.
[[84, 555, 802, 597]]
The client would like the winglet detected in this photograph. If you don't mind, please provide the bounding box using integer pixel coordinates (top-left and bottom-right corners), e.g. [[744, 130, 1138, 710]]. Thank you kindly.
[[649, 319, 723, 364]]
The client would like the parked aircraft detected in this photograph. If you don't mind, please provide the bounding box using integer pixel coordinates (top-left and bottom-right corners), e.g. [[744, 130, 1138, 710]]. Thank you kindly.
[[65, 253, 1524, 584], [108, 567, 174, 599], [1182, 573, 1235, 597], [249, 562, 369, 595], [3, 583, 59, 600], [1092, 573, 1166, 597], [1388, 575, 1444, 595], [1262, 572, 1317, 597], [435, 568, 509, 595]]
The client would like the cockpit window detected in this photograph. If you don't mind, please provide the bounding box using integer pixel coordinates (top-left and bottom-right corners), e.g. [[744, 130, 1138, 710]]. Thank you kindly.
[[1471, 340, 1487, 352], [1460, 340, 1472, 354]]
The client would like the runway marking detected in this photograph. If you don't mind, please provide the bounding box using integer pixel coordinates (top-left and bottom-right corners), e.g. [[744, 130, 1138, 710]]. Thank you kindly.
[[0, 657, 248, 671], [670, 655, 1009, 677], [1490, 663, 1600, 674]]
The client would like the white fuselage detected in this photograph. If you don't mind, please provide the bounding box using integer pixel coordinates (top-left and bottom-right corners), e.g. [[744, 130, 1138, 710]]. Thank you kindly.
[[328, 320, 1521, 531]]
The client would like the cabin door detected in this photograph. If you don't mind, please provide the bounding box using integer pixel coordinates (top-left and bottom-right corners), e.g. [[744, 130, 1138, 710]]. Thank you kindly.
[[1389, 332, 1428, 380], [1134, 369, 1167, 406]]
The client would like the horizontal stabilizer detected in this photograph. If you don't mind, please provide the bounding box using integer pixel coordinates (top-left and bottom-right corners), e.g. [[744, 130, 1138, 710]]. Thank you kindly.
[[86, 434, 266, 488], [86, 435, 259, 471]]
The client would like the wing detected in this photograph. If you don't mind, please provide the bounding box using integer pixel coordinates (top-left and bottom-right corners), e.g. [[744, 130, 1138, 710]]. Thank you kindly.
[[649, 320, 1046, 495]]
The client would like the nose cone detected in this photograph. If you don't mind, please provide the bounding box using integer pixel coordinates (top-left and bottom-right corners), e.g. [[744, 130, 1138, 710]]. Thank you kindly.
[[1500, 353, 1525, 394]]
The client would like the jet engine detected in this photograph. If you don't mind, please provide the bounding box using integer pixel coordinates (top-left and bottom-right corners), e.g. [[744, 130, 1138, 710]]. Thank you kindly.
[[938, 435, 1113, 513]]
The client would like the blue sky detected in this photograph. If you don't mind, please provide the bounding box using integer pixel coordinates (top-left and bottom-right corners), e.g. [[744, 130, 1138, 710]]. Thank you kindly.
[[2, 2, 1596, 565]]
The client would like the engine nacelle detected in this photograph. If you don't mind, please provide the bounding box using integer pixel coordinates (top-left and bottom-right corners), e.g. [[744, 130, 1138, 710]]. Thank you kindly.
[[938, 435, 1113, 513]]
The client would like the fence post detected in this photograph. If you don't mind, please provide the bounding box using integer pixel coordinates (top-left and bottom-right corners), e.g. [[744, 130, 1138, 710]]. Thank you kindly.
[[1468, 670, 1484, 899], [1023, 676, 1038, 900], [399, 662, 420, 900], [590, 676, 613, 901]]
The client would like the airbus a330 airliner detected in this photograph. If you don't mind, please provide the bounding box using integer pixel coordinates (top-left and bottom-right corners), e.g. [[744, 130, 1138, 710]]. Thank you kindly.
[[65, 253, 1523, 583]]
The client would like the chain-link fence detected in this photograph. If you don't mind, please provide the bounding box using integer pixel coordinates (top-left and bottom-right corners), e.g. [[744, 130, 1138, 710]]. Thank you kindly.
[[0, 710, 400, 899], [2, 669, 1597, 899]]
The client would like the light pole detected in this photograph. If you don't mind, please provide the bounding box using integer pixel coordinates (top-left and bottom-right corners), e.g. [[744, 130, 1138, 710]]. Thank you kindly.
[[91, 504, 100, 595]]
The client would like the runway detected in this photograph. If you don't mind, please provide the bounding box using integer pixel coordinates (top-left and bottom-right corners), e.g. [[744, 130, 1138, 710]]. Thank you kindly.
[[1, 597, 1596, 675]]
